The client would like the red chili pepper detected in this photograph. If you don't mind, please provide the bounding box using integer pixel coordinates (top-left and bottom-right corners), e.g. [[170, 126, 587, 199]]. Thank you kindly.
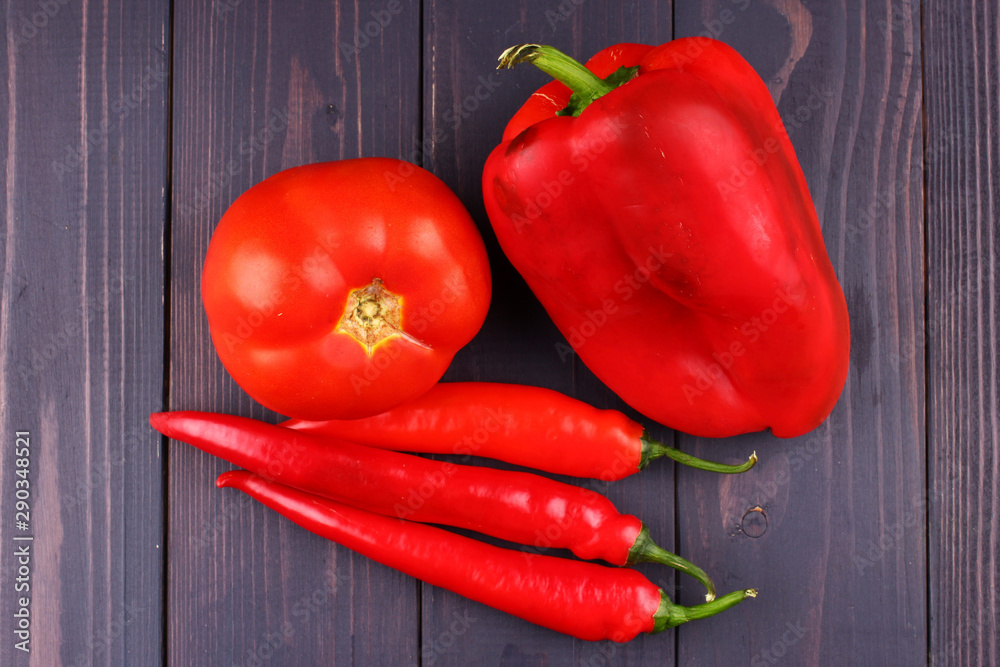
[[283, 382, 756, 480], [481, 41, 850, 438], [218, 470, 756, 641], [151, 410, 719, 598]]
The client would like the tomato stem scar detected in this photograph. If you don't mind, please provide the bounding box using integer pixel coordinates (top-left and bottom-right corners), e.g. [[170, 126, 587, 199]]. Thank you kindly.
[[336, 278, 431, 355]]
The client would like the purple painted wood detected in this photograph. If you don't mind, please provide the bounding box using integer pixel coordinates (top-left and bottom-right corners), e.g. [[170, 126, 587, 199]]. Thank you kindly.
[[0, 1, 168, 665], [167, 0, 422, 664], [420, 2, 678, 664], [673, 2, 926, 665], [5, 0, 999, 664], [925, 2, 1000, 665]]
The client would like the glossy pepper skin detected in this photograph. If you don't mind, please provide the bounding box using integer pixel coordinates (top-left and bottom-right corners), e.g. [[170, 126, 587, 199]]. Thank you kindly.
[[150, 410, 715, 596], [482, 40, 850, 438], [219, 471, 757, 641], [284, 381, 756, 480]]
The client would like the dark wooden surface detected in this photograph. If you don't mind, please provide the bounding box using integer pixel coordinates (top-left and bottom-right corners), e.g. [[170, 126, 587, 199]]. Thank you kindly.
[[168, 2, 422, 665], [675, 2, 928, 665], [925, 2, 1000, 666], [0, 0, 168, 665], [0, 1, 996, 665]]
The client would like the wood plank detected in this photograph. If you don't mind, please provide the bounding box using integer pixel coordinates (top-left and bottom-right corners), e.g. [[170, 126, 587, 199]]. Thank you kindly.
[[0, 1, 168, 665], [673, 2, 926, 664], [421, 2, 679, 663], [925, 2, 1000, 665], [167, 0, 422, 664]]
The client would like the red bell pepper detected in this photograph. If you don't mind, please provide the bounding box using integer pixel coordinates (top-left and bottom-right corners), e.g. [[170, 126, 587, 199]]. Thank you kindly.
[[482, 40, 850, 438]]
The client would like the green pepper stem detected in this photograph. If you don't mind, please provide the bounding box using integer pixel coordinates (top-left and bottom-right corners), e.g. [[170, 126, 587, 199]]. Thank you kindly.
[[498, 44, 613, 97], [652, 588, 758, 632], [628, 524, 716, 602], [640, 430, 758, 474], [497, 44, 638, 116]]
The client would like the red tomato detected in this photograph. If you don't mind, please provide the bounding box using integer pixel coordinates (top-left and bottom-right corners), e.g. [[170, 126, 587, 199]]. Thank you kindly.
[[201, 158, 491, 419]]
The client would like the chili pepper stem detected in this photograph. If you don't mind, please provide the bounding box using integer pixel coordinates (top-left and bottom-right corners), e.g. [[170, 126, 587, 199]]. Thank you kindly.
[[653, 588, 758, 632], [627, 524, 716, 602], [639, 430, 758, 474]]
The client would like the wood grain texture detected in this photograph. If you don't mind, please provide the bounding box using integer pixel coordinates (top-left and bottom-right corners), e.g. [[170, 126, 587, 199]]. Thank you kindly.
[[167, 0, 422, 664], [0, 1, 168, 665], [925, 2, 1000, 666], [673, 2, 926, 665], [421, 2, 678, 664], [5, 0, 997, 664]]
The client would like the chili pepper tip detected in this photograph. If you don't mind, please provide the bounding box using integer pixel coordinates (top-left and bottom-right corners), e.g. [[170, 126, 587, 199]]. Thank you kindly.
[[216, 470, 241, 489]]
